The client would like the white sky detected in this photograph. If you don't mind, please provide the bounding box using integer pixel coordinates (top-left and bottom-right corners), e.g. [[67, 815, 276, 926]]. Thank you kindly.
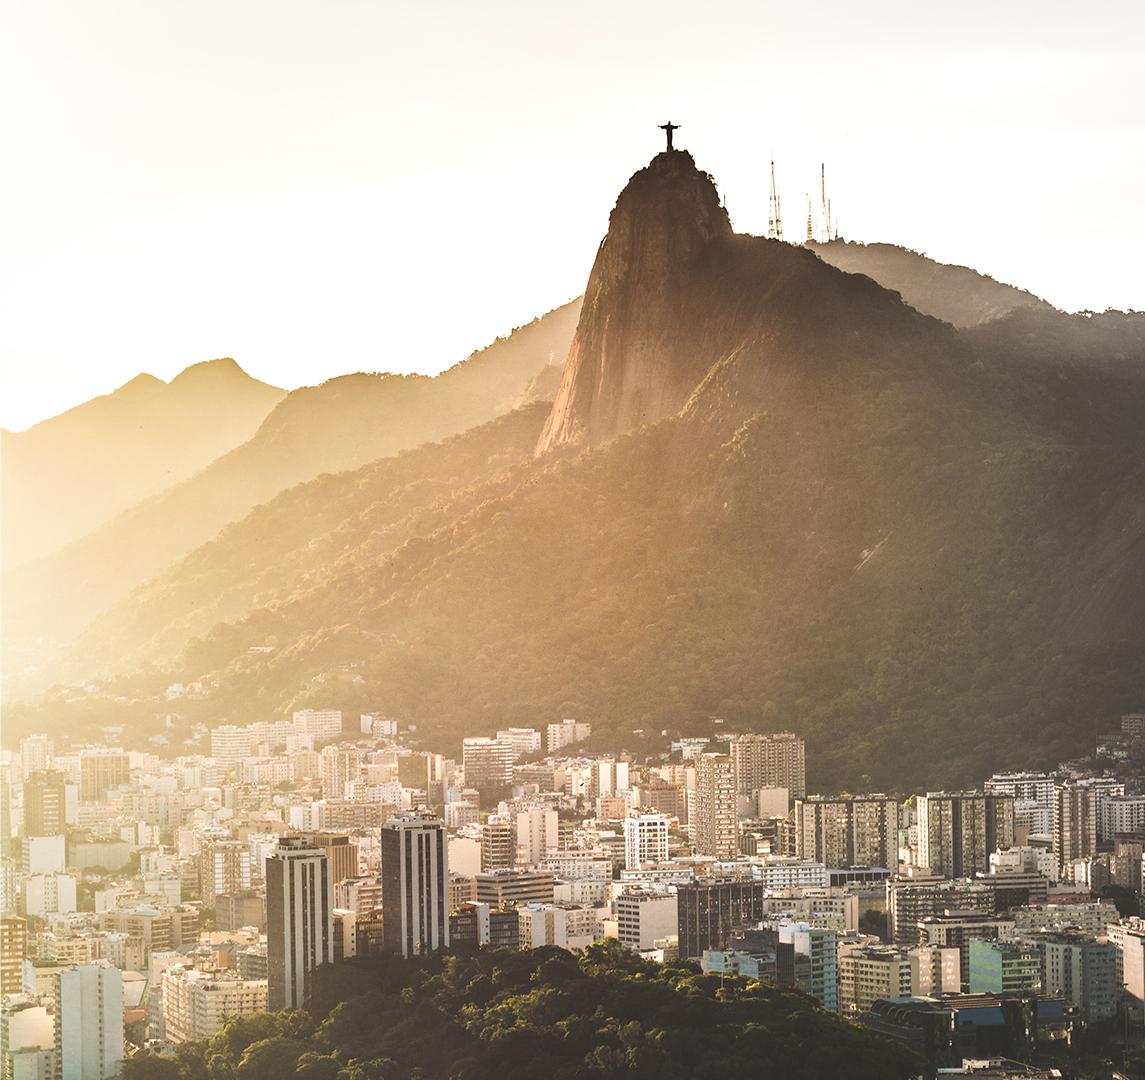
[[2, 0, 1143, 430]]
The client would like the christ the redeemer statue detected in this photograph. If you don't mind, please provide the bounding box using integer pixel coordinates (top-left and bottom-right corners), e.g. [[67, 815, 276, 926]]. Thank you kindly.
[[659, 122, 680, 151]]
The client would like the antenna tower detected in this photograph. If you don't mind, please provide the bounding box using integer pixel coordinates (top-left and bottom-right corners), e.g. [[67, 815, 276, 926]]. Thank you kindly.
[[767, 161, 784, 241], [820, 163, 830, 244], [805, 194, 813, 243]]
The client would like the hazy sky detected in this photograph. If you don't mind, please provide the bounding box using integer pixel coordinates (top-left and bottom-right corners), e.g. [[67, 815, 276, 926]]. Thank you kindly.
[[2, 0, 1142, 431]]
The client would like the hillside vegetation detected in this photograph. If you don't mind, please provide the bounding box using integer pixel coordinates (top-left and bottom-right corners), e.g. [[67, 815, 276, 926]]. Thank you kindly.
[[121, 942, 919, 1080]]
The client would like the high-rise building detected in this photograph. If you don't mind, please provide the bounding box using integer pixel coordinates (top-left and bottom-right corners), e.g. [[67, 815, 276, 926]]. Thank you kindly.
[[319, 746, 363, 801], [1053, 782, 1099, 876], [623, 814, 670, 870], [480, 817, 514, 872], [462, 738, 515, 801], [908, 944, 961, 996], [777, 922, 838, 1011], [676, 879, 767, 958], [634, 778, 687, 823], [916, 792, 1015, 879], [796, 795, 900, 870], [1030, 931, 1118, 1022], [984, 772, 1055, 838], [885, 877, 996, 947], [292, 710, 344, 745], [515, 808, 559, 868], [495, 728, 542, 760], [19, 736, 53, 781], [380, 812, 449, 958], [22, 771, 67, 838], [266, 837, 333, 1010], [545, 719, 591, 754], [198, 840, 253, 906], [1, 915, 26, 996], [310, 834, 360, 884], [209, 726, 254, 764], [78, 750, 129, 804], [731, 732, 806, 800], [693, 754, 737, 859], [53, 962, 124, 1080]]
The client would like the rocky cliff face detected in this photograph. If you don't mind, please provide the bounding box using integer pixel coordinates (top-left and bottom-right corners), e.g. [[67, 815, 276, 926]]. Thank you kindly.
[[537, 151, 732, 451]]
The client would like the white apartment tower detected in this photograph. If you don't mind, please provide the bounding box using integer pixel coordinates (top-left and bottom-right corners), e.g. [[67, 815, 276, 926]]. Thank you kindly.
[[53, 962, 124, 1080], [291, 710, 344, 745], [623, 814, 670, 870]]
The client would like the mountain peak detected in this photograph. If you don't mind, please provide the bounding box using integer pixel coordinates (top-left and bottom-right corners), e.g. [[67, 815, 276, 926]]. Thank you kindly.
[[169, 357, 252, 386], [537, 152, 733, 452]]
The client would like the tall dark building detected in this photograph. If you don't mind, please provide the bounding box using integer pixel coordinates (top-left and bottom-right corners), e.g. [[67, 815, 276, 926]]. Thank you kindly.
[[676, 879, 768, 958], [381, 812, 449, 958], [266, 836, 333, 1010], [23, 770, 67, 837]]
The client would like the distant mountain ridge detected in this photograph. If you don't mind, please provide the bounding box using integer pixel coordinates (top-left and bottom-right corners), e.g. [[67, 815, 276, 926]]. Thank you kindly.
[[10, 150, 1143, 792], [1, 301, 581, 669], [1, 358, 285, 568], [807, 239, 1052, 329]]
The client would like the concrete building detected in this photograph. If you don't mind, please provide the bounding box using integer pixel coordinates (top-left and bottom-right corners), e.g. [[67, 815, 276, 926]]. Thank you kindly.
[[838, 946, 911, 1015], [515, 808, 559, 868], [291, 710, 343, 745], [796, 795, 899, 870], [319, 747, 363, 801], [53, 963, 124, 1080], [731, 732, 806, 800], [1, 916, 27, 996], [310, 834, 359, 884], [920, 912, 1016, 988], [209, 726, 253, 764], [462, 739, 515, 801], [198, 840, 252, 906], [623, 815, 669, 870], [161, 965, 268, 1043], [984, 772, 1055, 839], [266, 836, 333, 1010], [676, 879, 767, 958], [2, 999, 54, 1080], [916, 792, 1015, 879], [495, 728, 541, 759], [473, 870, 555, 908], [22, 772, 67, 838], [968, 938, 1041, 994], [545, 720, 591, 754], [615, 889, 678, 951], [23, 874, 77, 919], [480, 817, 514, 872], [518, 903, 602, 950], [777, 921, 838, 1011], [380, 813, 449, 958], [693, 754, 737, 859], [1030, 932, 1118, 1022], [78, 750, 129, 804], [909, 944, 961, 996]]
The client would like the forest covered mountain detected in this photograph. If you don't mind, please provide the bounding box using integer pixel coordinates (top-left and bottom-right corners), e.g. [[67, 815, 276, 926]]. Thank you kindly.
[[1, 301, 581, 656], [0, 358, 285, 568], [807, 238, 1053, 329], [5, 152, 1143, 791]]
